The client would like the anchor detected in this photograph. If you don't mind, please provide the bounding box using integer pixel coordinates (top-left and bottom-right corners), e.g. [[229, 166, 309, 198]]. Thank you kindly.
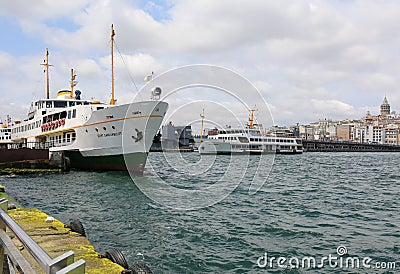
[[132, 128, 143, 142]]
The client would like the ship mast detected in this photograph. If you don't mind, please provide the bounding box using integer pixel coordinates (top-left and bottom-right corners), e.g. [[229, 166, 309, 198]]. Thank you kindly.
[[248, 109, 256, 129], [41, 48, 52, 99], [110, 24, 116, 105], [70, 68, 77, 98], [200, 109, 205, 140]]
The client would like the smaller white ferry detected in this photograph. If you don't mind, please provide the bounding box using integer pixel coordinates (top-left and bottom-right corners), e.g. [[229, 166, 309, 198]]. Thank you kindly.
[[198, 111, 303, 155], [0, 120, 12, 148]]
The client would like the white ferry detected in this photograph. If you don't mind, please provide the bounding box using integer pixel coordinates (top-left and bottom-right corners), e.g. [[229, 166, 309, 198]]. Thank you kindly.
[[198, 111, 303, 155], [10, 25, 168, 173], [0, 121, 12, 148]]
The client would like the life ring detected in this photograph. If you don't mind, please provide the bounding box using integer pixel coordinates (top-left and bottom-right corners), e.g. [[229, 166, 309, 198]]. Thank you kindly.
[[55, 120, 59, 127], [61, 118, 65, 125], [45, 124, 49, 130], [51, 121, 55, 128]]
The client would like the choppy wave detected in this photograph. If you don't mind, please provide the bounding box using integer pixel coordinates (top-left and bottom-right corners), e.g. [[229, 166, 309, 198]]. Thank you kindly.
[[1, 152, 399, 273]]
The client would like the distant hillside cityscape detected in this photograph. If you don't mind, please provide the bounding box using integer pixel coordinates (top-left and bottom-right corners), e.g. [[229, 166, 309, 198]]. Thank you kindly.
[[278, 96, 399, 145], [154, 96, 400, 151]]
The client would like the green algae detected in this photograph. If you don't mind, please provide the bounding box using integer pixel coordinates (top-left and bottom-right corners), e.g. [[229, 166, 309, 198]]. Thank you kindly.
[[0, 168, 62, 175], [2, 188, 125, 273]]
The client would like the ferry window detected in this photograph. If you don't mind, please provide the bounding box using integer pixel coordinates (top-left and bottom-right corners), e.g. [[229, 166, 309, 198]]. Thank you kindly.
[[46, 101, 52, 108], [72, 109, 76, 118], [54, 101, 67, 108], [250, 138, 254, 141], [112, 126, 115, 130], [72, 133, 76, 141], [69, 102, 76, 107], [97, 107, 104, 110], [67, 111, 71, 119], [103, 127, 106, 131], [67, 134, 70, 143], [95, 128, 98, 132]]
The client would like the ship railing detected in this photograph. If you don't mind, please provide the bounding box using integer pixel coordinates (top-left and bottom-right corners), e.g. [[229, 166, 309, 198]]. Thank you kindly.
[[0, 199, 85, 273], [7, 142, 51, 150], [50, 140, 74, 148], [7, 140, 75, 150]]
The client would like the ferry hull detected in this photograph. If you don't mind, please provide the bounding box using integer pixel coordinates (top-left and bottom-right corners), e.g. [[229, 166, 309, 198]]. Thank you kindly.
[[200, 149, 303, 155], [65, 150, 148, 174], [276, 149, 303, 154], [199, 140, 303, 155]]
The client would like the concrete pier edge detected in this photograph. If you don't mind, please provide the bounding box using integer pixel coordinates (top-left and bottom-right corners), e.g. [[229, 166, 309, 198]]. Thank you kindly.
[[0, 184, 125, 273]]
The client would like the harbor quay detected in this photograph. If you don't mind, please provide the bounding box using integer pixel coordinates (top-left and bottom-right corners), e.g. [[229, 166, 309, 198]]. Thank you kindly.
[[0, 184, 148, 273], [302, 139, 400, 152]]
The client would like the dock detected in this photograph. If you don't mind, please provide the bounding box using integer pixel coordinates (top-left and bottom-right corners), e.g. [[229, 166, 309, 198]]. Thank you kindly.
[[0, 146, 70, 171], [0, 185, 126, 273], [302, 139, 400, 152]]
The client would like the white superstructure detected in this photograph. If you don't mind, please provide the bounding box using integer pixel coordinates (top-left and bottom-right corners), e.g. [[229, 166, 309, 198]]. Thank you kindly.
[[0, 124, 12, 148], [198, 128, 303, 155], [198, 110, 303, 155]]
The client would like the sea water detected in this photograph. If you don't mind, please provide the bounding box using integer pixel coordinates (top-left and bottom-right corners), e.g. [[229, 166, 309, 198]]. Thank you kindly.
[[1, 152, 399, 273]]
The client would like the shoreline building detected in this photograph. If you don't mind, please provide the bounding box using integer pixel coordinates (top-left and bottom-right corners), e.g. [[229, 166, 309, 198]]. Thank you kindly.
[[295, 96, 400, 145]]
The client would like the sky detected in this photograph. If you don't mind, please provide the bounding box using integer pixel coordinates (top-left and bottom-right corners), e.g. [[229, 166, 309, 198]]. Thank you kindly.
[[1, 0, 400, 131]]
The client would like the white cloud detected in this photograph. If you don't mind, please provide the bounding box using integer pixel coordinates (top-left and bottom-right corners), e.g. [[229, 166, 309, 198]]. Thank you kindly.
[[1, 0, 400, 126]]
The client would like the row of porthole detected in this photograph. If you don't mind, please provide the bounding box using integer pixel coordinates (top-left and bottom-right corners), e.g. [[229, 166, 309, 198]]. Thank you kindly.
[[85, 125, 116, 133]]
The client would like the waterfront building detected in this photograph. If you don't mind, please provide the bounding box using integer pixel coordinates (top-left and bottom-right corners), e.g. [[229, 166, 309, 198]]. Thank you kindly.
[[160, 121, 194, 150], [294, 96, 400, 145]]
